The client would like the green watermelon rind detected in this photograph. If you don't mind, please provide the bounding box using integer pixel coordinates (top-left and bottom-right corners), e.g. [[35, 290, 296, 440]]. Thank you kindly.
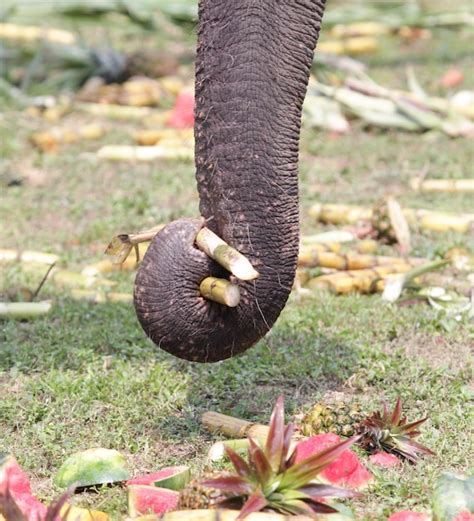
[[432, 472, 474, 521], [153, 466, 190, 491], [55, 448, 130, 488]]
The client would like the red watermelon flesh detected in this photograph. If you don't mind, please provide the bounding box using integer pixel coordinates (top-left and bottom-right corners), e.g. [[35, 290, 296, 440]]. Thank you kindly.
[[294, 434, 372, 489], [369, 452, 400, 468], [0, 455, 47, 521], [127, 466, 183, 486], [387, 511, 430, 521], [166, 92, 194, 129], [454, 513, 474, 521], [128, 485, 179, 517]]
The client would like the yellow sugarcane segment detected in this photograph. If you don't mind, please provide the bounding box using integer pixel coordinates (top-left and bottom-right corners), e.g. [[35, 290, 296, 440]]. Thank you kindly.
[[306, 263, 413, 294], [202, 411, 253, 437], [199, 277, 240, 307], [196, 227, 259, 281], [410, 178, 474, 193]]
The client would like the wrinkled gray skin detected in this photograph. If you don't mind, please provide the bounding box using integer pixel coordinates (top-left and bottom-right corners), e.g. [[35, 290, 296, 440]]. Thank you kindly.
[[134, 0, 326, 362]]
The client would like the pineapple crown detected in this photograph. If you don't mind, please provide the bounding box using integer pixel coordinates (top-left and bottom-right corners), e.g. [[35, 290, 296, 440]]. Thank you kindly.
[[201, 396, 361, 520], [358, 397, 435, 464]]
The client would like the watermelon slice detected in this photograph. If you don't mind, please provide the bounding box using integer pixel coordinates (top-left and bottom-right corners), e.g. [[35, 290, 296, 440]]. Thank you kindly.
[[294, 434, 373, 489], [453, 513, 474, 521], [166, 92, 194, 129], [55, 448, 130, 488], [128, 485, 179, 517], [0, 454, 47, 521], [369, 452, 400, 468], [387, 511, 430, 521], [127, 466, 190, 491]]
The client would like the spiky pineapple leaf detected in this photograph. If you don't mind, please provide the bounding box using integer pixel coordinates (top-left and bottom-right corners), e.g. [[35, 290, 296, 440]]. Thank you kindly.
[[236, 490, 268, 521], [265, 395, 285, 472]]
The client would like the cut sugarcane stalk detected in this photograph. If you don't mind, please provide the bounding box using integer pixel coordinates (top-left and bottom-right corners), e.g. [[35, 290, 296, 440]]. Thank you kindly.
[[196, 228, 259, 281], [97, 145, 193, 161], [298, 242, 341, 254], [318, 36, 378, 55], [298, 250, 425, 270], [356, 239, 378, 254], [330, 22, 391, 38], [70, 290, 133, 303], [309, 203, 372, 224], [300, 230, 355, 245], [306, 263, 415, 294], [199, 278, 240, 307], [410, 178, 474, 193], [157, 510, 310, 521], [0, 249, 59, 265], [105, 226, 163, 265], [0, 23, 76, 45], [31, 125, 104, 152], [208, 439, 257, 462], [209, 438, 299, 462], [76, 103, 155, 120], [22, 265, 114, 289], [202, 411, 270, 439], [134, 128, 194, 146], [0, 301, 52, 319], [309, 203, 474, 233]]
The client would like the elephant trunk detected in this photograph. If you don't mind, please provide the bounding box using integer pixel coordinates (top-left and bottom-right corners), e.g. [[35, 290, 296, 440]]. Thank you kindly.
[[134, 0, 326, 362]]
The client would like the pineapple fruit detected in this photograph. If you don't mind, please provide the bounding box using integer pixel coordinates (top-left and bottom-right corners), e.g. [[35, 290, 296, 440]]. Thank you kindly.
[[178, 474, 229, 510], [301, 401, 365, 438]]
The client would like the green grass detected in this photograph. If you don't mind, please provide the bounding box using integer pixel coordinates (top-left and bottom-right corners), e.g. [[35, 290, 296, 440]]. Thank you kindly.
[[0, 2, 473, 520]]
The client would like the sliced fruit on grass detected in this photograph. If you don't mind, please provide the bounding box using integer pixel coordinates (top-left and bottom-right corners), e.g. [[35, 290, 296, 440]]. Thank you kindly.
[[127, 466, 190, 491], [55, 448, 130, 488], [128, 485, 179, 516], [432, 473, 474, 521], [294, 434, 373, 489], [61, 504, 110, 521], [166, 91, 194, 129], [368, 452, 400, 468], [0, 454, 47, 521], [388, 511, 430, 521]]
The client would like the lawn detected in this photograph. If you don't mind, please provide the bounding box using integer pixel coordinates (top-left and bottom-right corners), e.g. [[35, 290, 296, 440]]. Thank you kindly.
[[0, 1, 473, 520]]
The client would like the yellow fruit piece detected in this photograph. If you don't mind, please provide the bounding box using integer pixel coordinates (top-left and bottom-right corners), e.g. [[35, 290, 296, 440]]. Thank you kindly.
[[61, 505, 109, 521]]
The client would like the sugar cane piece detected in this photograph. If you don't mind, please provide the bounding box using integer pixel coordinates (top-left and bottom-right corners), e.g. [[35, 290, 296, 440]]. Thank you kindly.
[[306, 263, 415, 294], [298, 250, 425, 270], [31, 125, 104, 152], [208, 439, 256, 462], [202, 411, 270, 440], [199, 277, 240, 307], [309, 203, 372, 224], [22, 264, 114, 289], [76, 103, 155, 120], [0, 23, 76, 45], [309, 203, 474, 234], [0, 249, 59, 265], [356, 239, 378, 254], [134, 128, 194, 146], [195, 227, 259, 281], [0, 301, 52, 319], [97, 145, 193, 162], [330, 22, 391, 38], [410, 178, 474, 193], [318, 36, 378, 56], [300, 230, 355, 245], [157, 510, 307, 521], [83, 246, 150, 277], [70, 290, 133, 303]]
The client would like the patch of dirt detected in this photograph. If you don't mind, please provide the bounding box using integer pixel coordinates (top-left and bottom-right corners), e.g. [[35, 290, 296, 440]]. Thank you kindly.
[[390, 332, 473, 373]]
